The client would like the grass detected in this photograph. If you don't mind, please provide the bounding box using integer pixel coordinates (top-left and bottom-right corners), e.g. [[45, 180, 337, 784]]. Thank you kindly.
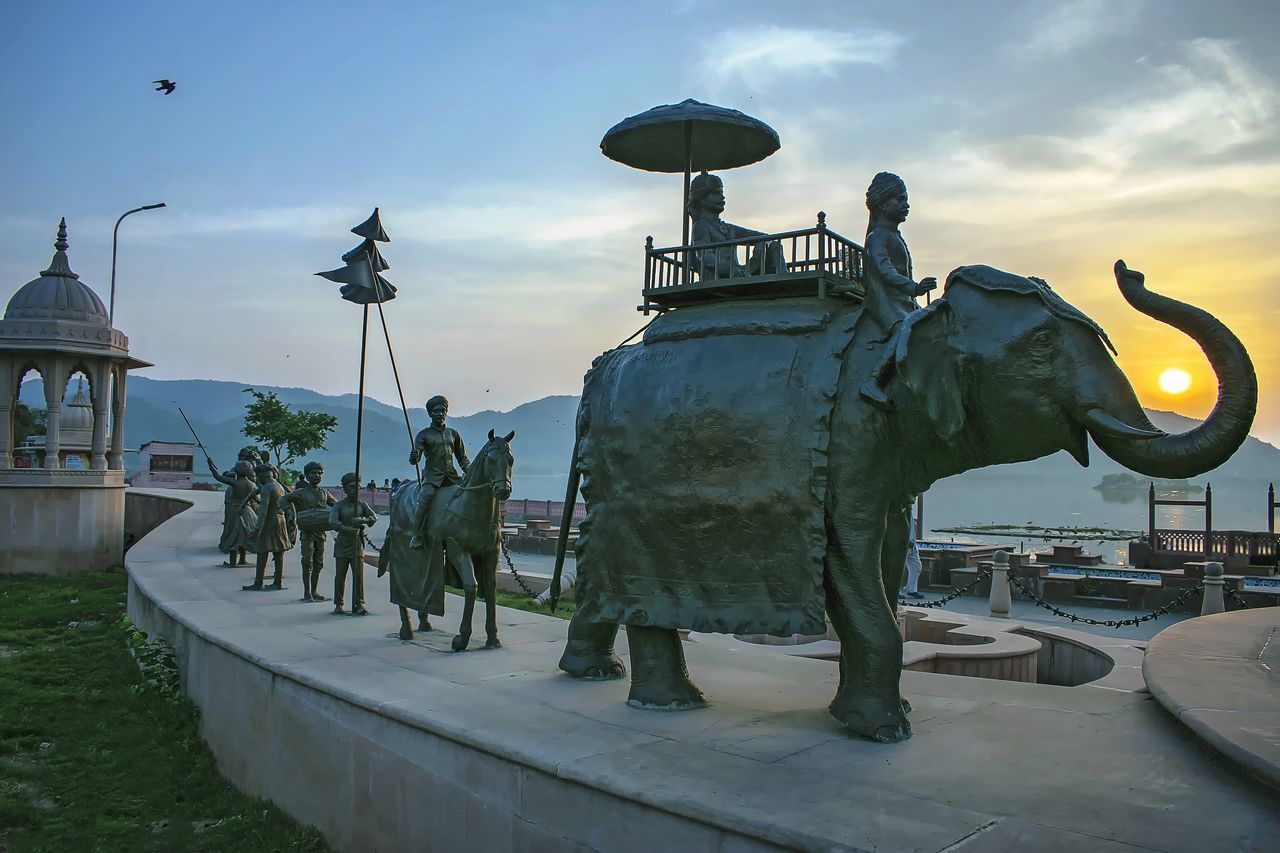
[[445, 584, 575, 620], [0, 568, 328, 853]]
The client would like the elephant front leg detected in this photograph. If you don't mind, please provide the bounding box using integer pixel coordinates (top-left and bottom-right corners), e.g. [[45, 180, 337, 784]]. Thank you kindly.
[[398, 605, 414, 641], [824, 514, 910, 742], [625, 625, 706, 710], [880, 507, 913, 717], [558, 608, 625, 680]]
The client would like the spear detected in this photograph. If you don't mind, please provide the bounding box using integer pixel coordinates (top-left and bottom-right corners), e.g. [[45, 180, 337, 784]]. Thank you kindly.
[[176, 405, 211, 464]]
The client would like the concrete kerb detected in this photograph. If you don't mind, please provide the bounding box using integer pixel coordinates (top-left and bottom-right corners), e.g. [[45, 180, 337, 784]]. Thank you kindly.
[[123, 490, 1280, 852]]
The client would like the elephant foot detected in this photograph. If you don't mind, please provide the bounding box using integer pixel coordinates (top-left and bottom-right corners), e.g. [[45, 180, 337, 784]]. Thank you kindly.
[[398, 623, 414, 642], [418, 620, 432, 632], [451, 633, 470, 652], [484, 636, 501, 650], [830, 691, 912, 743], [559, 647, 626, 680], [627, 675, 707, 711]]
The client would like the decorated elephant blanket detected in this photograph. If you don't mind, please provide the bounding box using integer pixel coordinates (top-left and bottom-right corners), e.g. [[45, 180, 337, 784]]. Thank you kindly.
[[573, 297, 861, 636]]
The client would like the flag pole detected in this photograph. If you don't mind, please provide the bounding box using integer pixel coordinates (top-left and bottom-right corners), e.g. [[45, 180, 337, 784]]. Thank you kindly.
[[354, 303, 369, 489], [367, 254, 422, 486]]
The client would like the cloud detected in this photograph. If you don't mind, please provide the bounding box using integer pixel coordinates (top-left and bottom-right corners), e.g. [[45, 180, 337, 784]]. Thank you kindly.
[[700, 26, 904, 90], [1017, 0, 1144, 58]]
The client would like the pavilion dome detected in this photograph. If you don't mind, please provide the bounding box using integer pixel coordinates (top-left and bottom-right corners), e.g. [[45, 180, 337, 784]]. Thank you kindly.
[[4, 219, 110, 327], [61, 379, 94, 432]]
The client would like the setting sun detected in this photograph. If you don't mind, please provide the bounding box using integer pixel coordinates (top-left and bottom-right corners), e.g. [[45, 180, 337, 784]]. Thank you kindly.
[[1158, 368, 1193, 395]]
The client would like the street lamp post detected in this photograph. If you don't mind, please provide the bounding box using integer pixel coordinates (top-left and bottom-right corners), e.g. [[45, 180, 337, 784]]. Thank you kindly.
[[109, 203, 166, 325]]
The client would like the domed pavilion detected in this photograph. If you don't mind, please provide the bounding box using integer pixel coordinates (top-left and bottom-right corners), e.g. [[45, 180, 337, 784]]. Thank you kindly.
[[0, 219, 151, 574]]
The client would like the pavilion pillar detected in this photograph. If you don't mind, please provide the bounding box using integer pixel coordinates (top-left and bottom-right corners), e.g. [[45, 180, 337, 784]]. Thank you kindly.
[[109, 368, 127, 470], [0, 358, 12, 467], [43, 358, 63, 468], [89, 360, 109, 470]]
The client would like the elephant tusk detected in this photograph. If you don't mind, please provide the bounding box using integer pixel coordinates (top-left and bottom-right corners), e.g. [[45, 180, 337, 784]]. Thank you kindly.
[[1081, 408, 1164, 440]]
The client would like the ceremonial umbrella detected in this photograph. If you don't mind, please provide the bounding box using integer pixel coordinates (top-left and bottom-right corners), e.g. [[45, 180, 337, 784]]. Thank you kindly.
[[600, 98, 781, 248]]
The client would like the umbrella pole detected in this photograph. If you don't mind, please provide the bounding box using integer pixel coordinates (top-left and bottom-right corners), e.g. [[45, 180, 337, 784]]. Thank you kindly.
[[681, 120, 693, 284]]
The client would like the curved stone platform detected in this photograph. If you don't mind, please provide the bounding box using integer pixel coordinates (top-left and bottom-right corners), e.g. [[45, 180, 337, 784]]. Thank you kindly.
[[127, 490, 1280, 852], [1144, 609, 1280, 792]]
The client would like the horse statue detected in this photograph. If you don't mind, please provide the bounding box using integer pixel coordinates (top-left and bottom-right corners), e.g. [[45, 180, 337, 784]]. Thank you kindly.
[[379, 430, 515, 650]]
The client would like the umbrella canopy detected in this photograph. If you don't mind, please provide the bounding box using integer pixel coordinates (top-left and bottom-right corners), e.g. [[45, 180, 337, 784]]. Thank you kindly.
[[601, 99, 781, 258], [600, 99, 780, 173]]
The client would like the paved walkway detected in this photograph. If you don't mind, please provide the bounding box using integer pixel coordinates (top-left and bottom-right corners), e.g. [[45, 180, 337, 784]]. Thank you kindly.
[[131, 490, 1280, 852], [1145, 609, 1280, 791]]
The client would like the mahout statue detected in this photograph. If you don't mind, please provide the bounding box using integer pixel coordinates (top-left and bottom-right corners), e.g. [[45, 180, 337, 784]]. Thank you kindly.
[[210, 445, 263, 564], [329, 471, 377, 615], [853, 172, 938, 409], [687, 172, 784, 279], [280, 460, 336, 602], [557, 251, 1256, 742], [239, 461, 296, 590], [208, 458, 259, 566], [379, 429, 516, 650], [408, 395, 471, 549]]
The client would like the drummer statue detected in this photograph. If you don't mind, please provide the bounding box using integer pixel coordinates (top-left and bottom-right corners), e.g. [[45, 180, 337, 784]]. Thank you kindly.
[[329, 472, 378, 615], [408, 395, 470, 549], [280, 460, 336, 602], [687, 172, 784, 280]]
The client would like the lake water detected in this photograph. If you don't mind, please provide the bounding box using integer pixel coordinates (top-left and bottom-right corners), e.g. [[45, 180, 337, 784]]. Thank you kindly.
[[512, 471, 1277, 565]]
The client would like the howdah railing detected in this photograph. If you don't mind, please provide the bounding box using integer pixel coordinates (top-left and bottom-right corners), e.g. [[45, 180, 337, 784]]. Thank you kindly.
[[643, 211, 863, 293]]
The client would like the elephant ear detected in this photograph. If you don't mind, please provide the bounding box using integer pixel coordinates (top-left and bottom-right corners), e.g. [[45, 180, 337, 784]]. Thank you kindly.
[[895, 302, 965, 441]]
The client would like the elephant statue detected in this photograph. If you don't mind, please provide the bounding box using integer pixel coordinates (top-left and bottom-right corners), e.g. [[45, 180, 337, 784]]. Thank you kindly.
[[553, 260, 1256, 743]]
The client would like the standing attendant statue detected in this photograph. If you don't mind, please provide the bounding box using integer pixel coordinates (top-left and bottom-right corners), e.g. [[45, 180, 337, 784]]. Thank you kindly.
[[280, 460, 336, 602], [329, 472, 378, 615], [240, 462, 296, 591], [687, 172, 785, 280], [408, 395, 470, 550], [211, 445, 262, 561], [208, 458, 259, 566], [856, 172, 937, 409]]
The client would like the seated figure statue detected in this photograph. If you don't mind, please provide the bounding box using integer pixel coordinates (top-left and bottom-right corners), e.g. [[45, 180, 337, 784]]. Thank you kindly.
[[687, 172, 785, 280]]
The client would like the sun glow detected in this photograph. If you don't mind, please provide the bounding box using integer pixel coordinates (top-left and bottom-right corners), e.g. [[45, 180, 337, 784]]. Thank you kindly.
[[1158, 368, 1193, 395]]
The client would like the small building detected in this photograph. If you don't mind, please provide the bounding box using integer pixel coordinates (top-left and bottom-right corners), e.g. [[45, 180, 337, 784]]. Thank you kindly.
[[132, 440, 196, 489], [0, 220, 151, 574]]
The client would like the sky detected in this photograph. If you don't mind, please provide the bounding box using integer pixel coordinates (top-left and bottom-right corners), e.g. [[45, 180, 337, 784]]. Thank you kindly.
[[3, 1, 1279, 442]]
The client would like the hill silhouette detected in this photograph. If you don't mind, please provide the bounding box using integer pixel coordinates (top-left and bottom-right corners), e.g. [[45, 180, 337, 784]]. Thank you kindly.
[[17, 377, 1278, 498]]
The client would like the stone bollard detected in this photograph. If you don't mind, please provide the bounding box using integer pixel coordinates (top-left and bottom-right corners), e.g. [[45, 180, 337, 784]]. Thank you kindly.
[[1200, 561, 1225, 616], [989, 550, 1011, 619]]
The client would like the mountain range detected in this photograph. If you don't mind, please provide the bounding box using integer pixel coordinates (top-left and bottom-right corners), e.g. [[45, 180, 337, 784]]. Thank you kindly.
[[17, 376, 1279, 499]]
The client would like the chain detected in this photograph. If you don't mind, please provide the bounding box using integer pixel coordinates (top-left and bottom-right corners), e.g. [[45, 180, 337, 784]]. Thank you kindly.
[[362, 533, 380, 553], [901, 568, 1208, 628], [1225, 586, 1252, 609], [1004, 571, 1203, 628], [500, 536, 538, 597], [899, 570, 991, 609]]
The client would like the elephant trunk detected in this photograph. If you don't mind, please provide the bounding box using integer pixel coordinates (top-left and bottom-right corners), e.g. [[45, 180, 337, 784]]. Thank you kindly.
[[1086, 261, 1257, 479]]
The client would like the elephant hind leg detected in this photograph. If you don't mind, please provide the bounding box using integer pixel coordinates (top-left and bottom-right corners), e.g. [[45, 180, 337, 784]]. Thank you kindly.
[[559, 608, 625, 680], [625, 625, 706, 710]]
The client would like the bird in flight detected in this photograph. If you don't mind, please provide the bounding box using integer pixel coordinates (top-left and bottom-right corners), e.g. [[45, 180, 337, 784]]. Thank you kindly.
[[153, 79, 176, 95]]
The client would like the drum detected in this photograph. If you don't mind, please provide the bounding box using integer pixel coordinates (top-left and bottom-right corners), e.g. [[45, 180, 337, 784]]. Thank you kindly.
[[295, 508, 334, 533]]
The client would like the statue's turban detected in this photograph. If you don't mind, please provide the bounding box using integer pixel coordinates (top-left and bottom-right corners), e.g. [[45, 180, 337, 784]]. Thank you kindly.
[[866, 172, 907, 209]]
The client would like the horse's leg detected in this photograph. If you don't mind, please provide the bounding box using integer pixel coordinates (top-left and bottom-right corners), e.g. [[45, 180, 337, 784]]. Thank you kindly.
[[398, 605, 413, 641], [483, 551, 500, 649], [451, 541, 476, 652]]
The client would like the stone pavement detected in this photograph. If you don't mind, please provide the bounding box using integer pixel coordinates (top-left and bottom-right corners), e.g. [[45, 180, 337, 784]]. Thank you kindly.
[[128, 489, 1280, 852], [1144, 609, 1280, 792]]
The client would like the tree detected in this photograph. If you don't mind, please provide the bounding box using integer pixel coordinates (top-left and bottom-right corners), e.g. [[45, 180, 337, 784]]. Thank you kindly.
[[12, 403, 46, 442], [241, 389, 338, 476]]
